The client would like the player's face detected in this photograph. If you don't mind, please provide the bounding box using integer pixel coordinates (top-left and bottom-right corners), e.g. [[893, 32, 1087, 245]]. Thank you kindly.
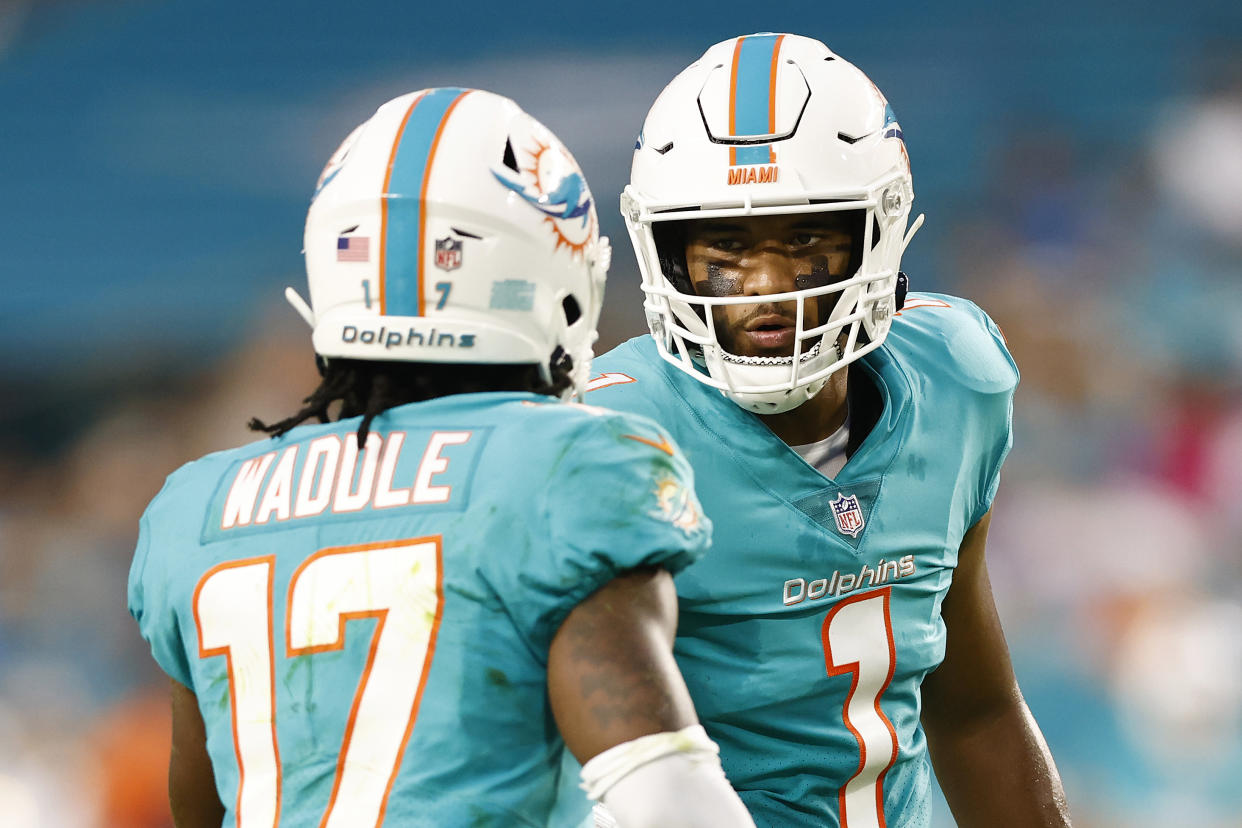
[[683, 212, 858, 358]]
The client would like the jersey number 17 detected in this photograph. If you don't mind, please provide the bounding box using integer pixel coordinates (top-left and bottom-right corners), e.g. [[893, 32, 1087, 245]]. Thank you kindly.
[[193, 536, 443, 828]]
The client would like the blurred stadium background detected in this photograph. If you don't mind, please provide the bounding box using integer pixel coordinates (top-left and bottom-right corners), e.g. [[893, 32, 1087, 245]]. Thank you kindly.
[[2, 1, 1241, 825]]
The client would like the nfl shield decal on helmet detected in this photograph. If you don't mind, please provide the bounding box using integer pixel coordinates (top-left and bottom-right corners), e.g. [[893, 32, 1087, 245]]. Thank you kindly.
[[435, 237, 463, 271], [830, 493, 865, 537]]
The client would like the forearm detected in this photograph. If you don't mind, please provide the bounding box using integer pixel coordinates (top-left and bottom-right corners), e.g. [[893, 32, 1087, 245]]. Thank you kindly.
[[924, 510, 1072, 826], [169, 678, 226, 828], [924, 694, 1071, 828], [551, 570, 754, 827]]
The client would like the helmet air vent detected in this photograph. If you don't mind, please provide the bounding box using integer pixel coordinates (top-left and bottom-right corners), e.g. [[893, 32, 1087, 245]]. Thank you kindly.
[[502, 138, 519, 172], [698, 59, 810, 144], [562, 294, 582, 326]]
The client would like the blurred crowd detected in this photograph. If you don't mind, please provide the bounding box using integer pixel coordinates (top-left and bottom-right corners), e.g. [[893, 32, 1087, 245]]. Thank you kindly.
[[952, 59, 1242, 827], [2, 39, 1240, 828], [0, 307, 321, 827]]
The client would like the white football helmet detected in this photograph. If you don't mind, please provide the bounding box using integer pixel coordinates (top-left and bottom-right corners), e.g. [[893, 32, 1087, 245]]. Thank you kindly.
[[289, 87, 610, 398], [622, 33, 923, 414]]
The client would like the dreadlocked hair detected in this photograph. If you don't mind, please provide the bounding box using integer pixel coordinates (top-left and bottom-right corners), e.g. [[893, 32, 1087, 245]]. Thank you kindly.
[[249, 352, 575, 445]]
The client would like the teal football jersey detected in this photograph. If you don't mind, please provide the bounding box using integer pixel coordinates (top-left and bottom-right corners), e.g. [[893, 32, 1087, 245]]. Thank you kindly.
[[582, 294, 1018, 828], [129, 391, 710, 828]]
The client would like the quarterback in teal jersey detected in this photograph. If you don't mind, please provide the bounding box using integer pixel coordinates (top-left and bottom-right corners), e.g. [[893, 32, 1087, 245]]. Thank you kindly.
[[582, 34, 1073, 827], [129, 89, 756, 827]]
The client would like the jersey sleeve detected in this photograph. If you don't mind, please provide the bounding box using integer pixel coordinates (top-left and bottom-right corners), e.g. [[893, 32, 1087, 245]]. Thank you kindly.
[[948, 298, 1020, 527], [968, 307, 1018, 528], [583, 338, 669, 421], [890, 294, 1020, 531], [497, 409, 712, 656], [128, 476, 195, 688]]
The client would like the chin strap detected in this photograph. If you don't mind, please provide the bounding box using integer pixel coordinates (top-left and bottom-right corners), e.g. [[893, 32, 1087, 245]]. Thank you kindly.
[[895, 271, 909, 311], [894, 211, 923, 314], [285, 286, 315, 328]]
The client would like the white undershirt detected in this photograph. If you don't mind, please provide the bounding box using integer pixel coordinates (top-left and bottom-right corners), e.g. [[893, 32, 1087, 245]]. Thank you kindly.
[[791, 411, 851, 480]]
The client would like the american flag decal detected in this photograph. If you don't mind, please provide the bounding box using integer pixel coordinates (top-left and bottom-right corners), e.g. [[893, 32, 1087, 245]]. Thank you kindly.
[[337, 235, 370, 263]]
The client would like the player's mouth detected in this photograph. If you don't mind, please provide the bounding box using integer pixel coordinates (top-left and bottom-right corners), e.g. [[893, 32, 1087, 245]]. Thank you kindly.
[[742, 314, 796, 351]]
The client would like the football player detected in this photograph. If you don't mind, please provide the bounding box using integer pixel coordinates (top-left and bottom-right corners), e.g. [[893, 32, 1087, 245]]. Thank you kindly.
[[583, 34, 1073, 827], [128, 88, 754, 828]]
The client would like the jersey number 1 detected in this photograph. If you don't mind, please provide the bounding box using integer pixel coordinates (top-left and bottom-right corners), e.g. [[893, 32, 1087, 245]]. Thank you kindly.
[[193, 536, 443, 828], [822, 587, 899, 828]]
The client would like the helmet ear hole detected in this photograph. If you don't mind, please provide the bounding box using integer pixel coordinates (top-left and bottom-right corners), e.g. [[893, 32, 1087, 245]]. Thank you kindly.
[[562, 294, 582, 326]]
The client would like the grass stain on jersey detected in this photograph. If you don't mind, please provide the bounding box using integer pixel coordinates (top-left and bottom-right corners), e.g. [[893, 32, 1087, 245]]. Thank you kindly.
[[207, 673, 231, 712], [486, 667, 512, 689], [470, 807, 498, 827], [284, 652, 323, 751], [448, 583, 492, 604]]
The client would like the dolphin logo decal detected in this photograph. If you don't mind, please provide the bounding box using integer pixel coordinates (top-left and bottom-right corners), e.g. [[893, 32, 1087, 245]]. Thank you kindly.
[[493, 168, 592, 227]]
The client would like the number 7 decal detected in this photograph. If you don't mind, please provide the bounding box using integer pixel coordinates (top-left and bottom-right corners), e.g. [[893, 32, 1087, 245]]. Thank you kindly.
[[194, 537, 443, 828], [823, 587, 899, 828]]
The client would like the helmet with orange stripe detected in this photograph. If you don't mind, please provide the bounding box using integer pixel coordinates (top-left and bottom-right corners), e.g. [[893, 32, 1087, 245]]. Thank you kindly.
[[290, 88, 609, 399], [622, 34, 922, 414]]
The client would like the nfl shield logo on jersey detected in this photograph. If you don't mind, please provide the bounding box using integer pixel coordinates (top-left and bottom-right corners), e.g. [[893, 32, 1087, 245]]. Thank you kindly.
[[435, 237, 463, 271], [830, 493, 865, 537]]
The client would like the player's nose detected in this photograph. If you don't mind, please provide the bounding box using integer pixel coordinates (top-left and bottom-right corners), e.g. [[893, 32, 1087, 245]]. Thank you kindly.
[[742, 247, 799, 297]]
